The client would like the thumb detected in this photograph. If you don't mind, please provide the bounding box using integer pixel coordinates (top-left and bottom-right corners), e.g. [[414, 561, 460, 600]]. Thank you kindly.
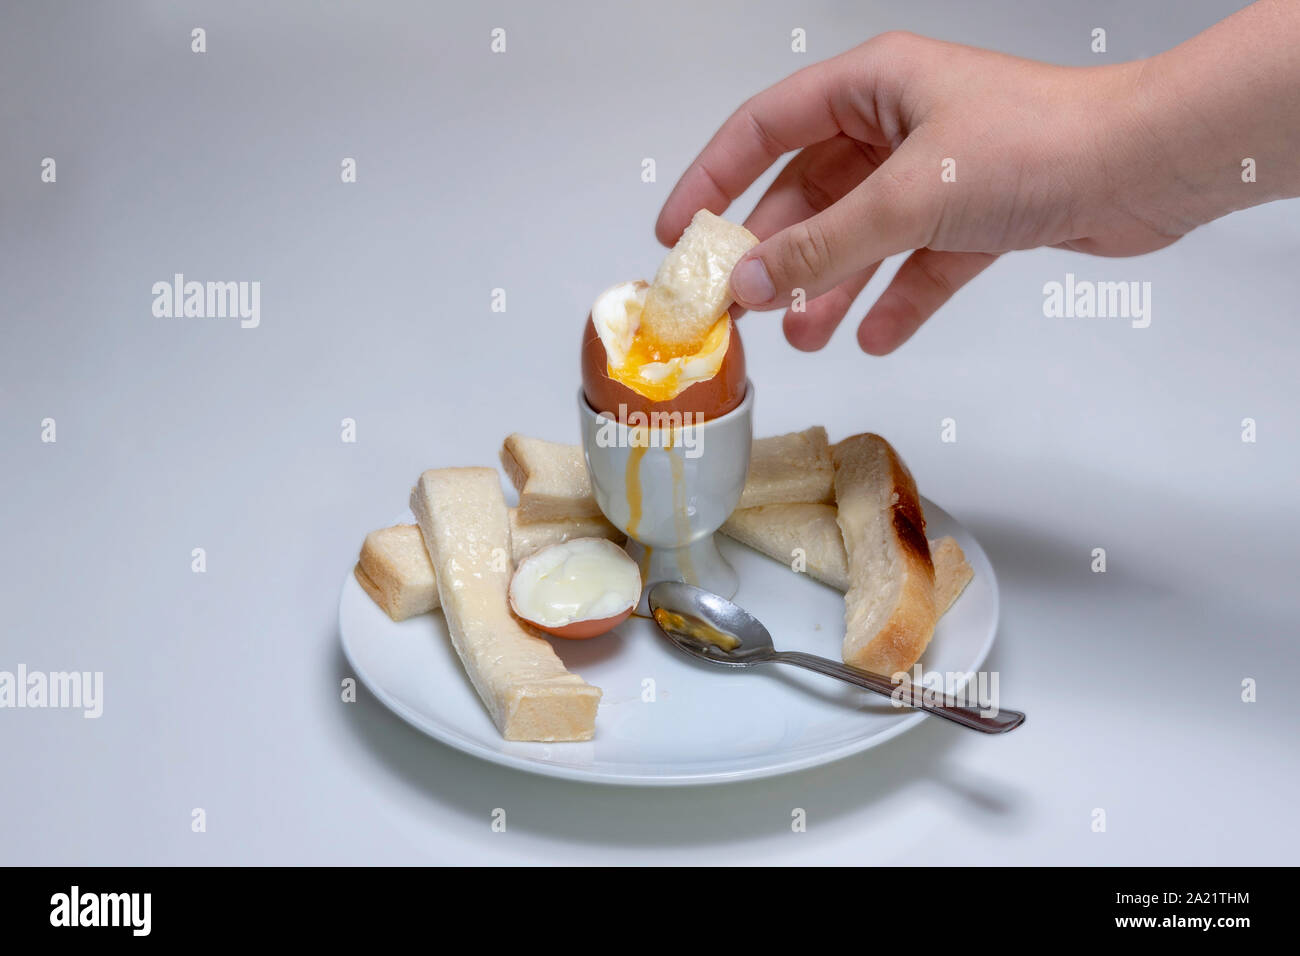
[[729, 146, 939, 311]]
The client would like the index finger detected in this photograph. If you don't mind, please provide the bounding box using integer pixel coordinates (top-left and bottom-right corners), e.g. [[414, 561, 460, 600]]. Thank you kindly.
[[655, 47, 889, 246]]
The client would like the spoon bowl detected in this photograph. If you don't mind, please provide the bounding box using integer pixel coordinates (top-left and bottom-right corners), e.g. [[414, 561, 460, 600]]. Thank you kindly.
[[649, 581, 774, 666]]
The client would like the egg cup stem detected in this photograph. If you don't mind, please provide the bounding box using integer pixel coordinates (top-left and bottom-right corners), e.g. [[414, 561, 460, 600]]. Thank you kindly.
[[623, 536, 738, 615], [578, 383, 754, 613]]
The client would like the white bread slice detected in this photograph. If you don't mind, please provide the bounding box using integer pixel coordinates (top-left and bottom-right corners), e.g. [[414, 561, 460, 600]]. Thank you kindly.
[[833, 434, 938, 677], [356, 512, 626, 620], [508, 509, 624, 560], [720, 503, 972, 614], [502, 428, 832, 522], [501, 434, 606, 524], [355, 525, 439, 621], [410, 468, 601, 741], [722, 503, 850, 591], [642, 209, 758, 348], [735, 426, 833, 510]]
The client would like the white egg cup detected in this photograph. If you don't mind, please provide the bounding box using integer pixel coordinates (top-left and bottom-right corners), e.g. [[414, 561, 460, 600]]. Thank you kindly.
[[578, 383, 753, 612]]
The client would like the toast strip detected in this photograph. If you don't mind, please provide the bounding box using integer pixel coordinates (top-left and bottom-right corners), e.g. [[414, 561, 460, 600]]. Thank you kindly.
[[507, 509, 624, 561], [720, 503, 972, 613], [503, 427, 832, 523], [734, 426, 834, 510], [833, 434, 938, 676], [410, 468, 601, 741], [502, 434, 606, 523], [355, 525, 440, 621], [357, 512, 625, 620], [722, 503, 851, 591], [642, 209, 758, 348]]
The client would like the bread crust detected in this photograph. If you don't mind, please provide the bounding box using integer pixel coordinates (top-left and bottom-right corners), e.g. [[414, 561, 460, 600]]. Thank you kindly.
[[720, 502, 972, 614], [930, 536, 974, 615], [499, 443, 528, 506], [721, 503, 850, 590], [500, 434, 606, 523], [353, 563, 390, 615], [735, 426, 834, 510], [833, 434, 937, 677], [357, 525, 437, 621]]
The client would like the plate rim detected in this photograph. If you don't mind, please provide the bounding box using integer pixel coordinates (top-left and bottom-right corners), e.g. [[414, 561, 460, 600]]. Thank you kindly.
[[338, 496, 1000, 787]]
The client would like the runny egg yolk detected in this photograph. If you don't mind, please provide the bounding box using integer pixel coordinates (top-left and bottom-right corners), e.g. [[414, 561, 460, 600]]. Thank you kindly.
[[591, 280, 732, 403], [610, 318, 731, 403]]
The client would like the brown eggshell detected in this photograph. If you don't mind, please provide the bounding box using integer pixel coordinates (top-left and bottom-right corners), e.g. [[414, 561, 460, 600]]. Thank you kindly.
[[508, 538, 640, 640], [581, 315, 746, 422], [523, 607, 634, 640]]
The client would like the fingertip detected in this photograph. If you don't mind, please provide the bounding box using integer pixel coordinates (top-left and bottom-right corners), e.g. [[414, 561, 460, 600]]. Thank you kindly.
[[783, 313, 823, 352], [856, 306, 902, 355], [656, 164, 734, 247], [730, 255, 777, 309], [653, 211, 679, 248], [783, 306, 843, 352], [654, 191, 690, 247]]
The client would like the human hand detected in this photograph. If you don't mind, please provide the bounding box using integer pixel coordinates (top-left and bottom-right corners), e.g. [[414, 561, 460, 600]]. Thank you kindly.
[[656, 3, 1300, 354]]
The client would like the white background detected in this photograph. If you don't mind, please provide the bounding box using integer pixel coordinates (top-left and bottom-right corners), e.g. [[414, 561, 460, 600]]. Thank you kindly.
[[2, 0, 1296, 864]]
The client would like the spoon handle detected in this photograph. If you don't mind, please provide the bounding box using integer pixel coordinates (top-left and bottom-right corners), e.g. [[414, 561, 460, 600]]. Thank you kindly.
[[772, 651, 1025, 734]]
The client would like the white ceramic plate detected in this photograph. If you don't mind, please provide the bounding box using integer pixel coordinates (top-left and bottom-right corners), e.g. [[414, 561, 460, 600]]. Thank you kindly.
[[338, 498, 998, 786]]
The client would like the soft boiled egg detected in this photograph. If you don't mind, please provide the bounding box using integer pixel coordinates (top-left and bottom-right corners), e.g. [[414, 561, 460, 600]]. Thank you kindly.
[[508, 537, 642, 639], [581, 279, 746, 422]]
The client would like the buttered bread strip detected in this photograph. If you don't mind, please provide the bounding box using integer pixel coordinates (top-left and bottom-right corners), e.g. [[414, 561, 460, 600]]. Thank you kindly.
[[723, 504, 850, 591], [834, 434, 938, 677], [502, 428, 832, 523], [508, 509, 624, 559], [410, 468, 601, 741], [501, 434, 606, 524], [355, 525, 440, 621], [735, 426, 833, 510], [355, 512, 626, 621], [642, 210, 759, 348], [720, 503, 972, 614]]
